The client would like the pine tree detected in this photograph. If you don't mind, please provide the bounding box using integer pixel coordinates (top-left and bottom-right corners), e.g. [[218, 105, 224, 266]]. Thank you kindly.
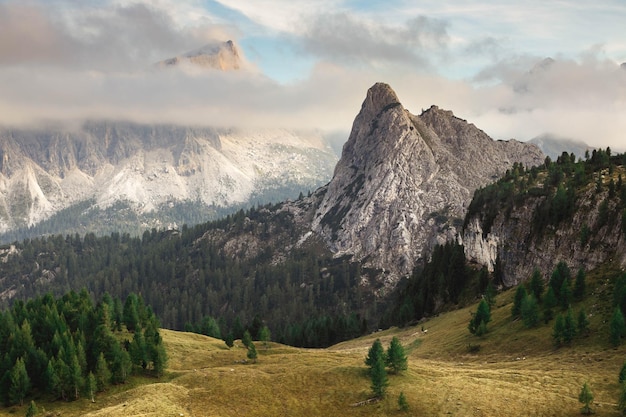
[[365, 339, 385, 371], [129, 330, 147, 369], [574, 268, 586, 301], [242, 330, 252, 349], [469, 299, 491, 335], [610, 307, 626, 347], [512, 286, 527, 318], [152, 341, 168, 378], [553, 314, 565, 347], [247, 342, 258, 363], [370, 355, 388, 398], [123, 294, 140, 333], [398, 391, 409, 412], [224, 332, 234, 348], [543, 286, 557, 323], [385, 337, 408, 374], [559, 278, 572, 310], [259, 326, 271, 348], [577, 308, 590, 336], [578, 382, 594, 415], [25, 400, 38, 417], [562, 308, 576, 344], [95, 352, 111, 391], [69, 354, 84, 399], [45, 360, 61, 398], [521, 295, 540, 328], [529, 269, 544, 302], [110, 344, 132, 384], [86, 372, 96, 403], [9, 357, 30, 406]]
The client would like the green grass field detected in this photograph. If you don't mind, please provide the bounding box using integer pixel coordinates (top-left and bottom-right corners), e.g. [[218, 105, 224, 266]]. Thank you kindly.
[[2, 267, 626, 416]]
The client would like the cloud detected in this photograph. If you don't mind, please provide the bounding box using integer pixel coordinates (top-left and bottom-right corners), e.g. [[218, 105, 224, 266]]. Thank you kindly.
[[0, 0, 238, 70], [0, 0, 624, 154], [299, 13, 449, 69]]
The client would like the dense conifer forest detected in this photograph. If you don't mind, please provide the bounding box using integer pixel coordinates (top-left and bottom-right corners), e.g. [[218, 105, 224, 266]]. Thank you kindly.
[[0, 204, 376, 348], [0, 291, 166, 406]]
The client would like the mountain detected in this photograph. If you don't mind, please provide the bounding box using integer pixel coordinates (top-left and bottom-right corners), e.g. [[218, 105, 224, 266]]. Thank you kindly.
[[0, 82, 546, 332], [0, 122, 337, 239], [309, 83, 544, 283], [155, 40, 242, 70], [462, 149, 626, 286], [529, 134, 592, 160]]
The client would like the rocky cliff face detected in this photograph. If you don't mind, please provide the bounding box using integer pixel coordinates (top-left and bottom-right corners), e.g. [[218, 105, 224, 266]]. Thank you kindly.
[[0, 123, 337, 234], [310, 83, 544, 283], [463, 165, 626, 287]]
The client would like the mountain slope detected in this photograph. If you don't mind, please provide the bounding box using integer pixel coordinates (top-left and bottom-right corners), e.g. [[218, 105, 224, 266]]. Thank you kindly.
[[310, 83, 544, 282], [0, 123, 337, 237], [463, 150, 626, 286]]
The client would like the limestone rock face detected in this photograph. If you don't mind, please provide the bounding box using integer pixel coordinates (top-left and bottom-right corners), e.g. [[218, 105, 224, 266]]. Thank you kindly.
[[463, 182, 626, 287], [311, 83, 544, 283], [0, 123, 337, 234]]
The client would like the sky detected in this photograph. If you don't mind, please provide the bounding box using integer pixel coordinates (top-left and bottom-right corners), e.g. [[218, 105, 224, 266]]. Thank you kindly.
[[0, 0, 625, 149]]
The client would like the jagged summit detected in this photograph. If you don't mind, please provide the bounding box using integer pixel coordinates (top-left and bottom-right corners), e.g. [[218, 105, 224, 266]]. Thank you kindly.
[[360, 82, 401, 115], [156, 40, 242, 71], [311, 83, 544, 283]]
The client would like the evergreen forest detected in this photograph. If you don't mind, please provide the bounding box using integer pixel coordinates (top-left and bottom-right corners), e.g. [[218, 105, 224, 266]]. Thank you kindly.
[[0, 291, 166, 406]]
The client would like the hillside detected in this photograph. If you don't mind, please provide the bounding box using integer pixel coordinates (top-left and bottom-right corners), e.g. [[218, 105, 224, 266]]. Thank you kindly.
[[3, 264, 625, 417], [463, 149, 626, 286]]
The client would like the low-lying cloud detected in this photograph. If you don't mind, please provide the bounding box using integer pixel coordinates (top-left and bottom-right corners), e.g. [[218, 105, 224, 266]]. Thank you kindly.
[[0, 0, 624, 152]]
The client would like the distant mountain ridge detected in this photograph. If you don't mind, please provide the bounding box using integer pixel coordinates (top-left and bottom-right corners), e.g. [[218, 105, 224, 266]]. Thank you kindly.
[[529, 134, 592, 160], [0, 122, 337, 238]]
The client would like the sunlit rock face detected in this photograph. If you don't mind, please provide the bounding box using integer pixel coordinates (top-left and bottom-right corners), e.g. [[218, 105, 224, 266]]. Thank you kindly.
[[311, 82, 544, 285]]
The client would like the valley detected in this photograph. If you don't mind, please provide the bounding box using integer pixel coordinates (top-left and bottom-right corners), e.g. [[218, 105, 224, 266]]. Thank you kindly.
[[3, 269, 624, 417]]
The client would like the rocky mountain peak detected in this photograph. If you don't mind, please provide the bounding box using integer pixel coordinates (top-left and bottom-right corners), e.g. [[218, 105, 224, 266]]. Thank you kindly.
[[156, 40, 242, 71], [310, 83, 544, 285], [360, 82, 401, 114]]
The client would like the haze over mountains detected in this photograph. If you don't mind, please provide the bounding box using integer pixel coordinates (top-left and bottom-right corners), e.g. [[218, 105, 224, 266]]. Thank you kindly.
[[0, 41, 339, 240]]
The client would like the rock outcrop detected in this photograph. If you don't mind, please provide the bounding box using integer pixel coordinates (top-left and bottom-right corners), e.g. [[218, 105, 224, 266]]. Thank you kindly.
[[310, 83, 544, 283], [463, 168, 626, 287]]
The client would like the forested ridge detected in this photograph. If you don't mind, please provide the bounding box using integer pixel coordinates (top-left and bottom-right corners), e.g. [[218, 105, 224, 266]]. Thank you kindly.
[[0, 201, 379, 348], [464, 148, 626, 239]]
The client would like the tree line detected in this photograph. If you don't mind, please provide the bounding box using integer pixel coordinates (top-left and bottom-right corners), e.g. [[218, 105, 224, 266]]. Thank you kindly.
[[0, 202, 378, 349]]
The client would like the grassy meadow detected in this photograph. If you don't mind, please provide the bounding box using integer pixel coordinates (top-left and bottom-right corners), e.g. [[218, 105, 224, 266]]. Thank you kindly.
[[2, 267, 626, 417]]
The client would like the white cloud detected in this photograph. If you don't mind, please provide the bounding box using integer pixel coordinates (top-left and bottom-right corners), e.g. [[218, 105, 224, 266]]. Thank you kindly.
[[0, 0, 625, 153]]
